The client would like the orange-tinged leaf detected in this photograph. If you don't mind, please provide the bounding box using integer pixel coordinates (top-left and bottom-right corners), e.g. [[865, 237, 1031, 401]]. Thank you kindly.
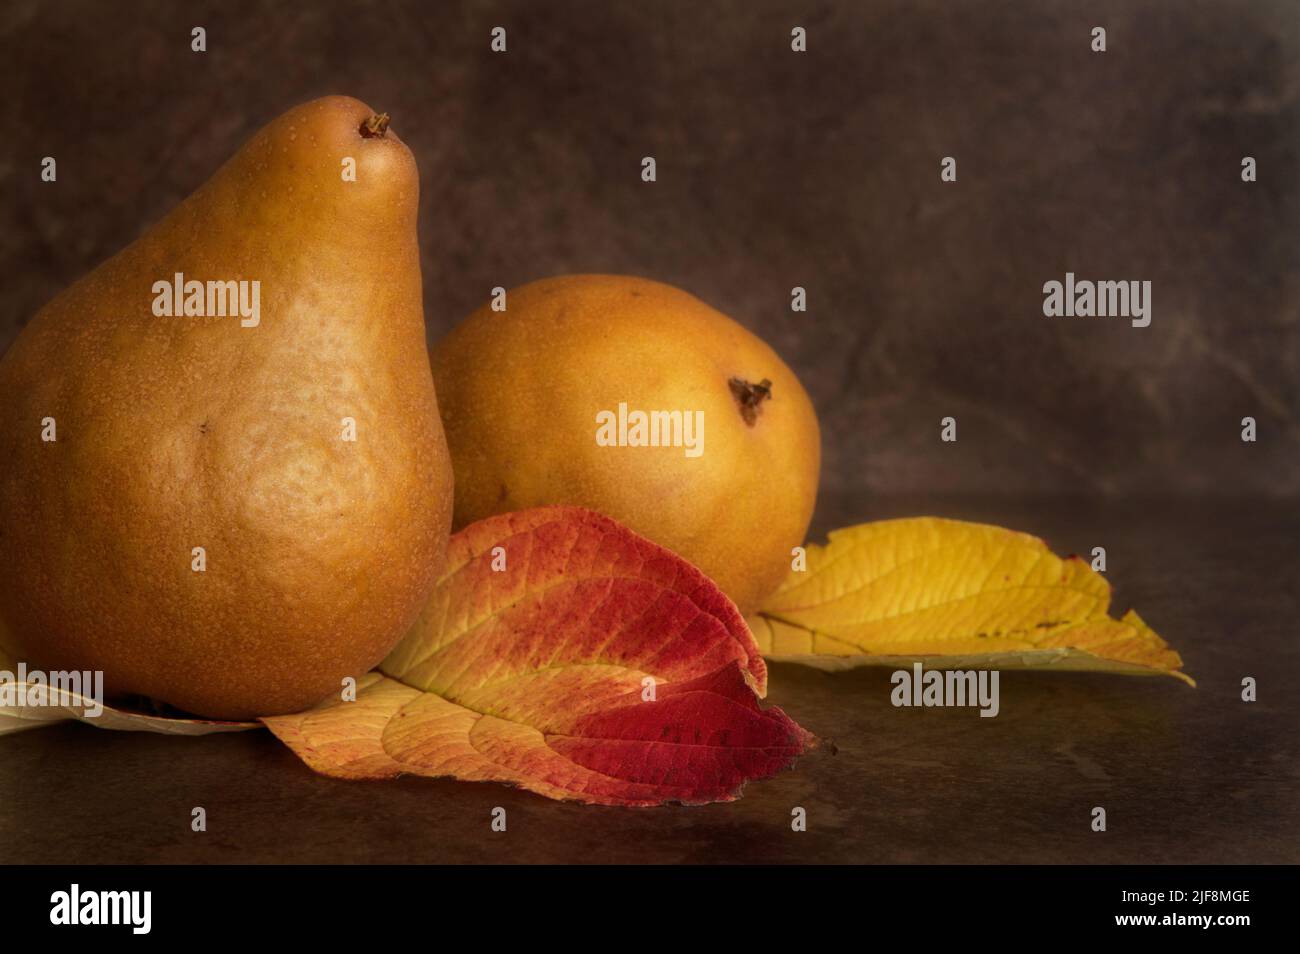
[[749, 517, 1192, 684], [265, 507, 810, 805]]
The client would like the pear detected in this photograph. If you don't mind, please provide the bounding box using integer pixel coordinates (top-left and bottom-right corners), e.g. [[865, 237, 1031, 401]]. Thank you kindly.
[[0, 97, 453, 719], [431, 275, 820, 614]]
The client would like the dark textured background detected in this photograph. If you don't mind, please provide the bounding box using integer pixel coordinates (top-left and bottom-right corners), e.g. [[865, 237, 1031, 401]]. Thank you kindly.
[[1, 1, 1298, 866], [2, 0, 1297, 498]]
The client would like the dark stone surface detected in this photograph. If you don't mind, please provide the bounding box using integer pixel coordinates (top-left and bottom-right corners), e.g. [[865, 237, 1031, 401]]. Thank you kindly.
[[2, 496, 1296, 864], [1, 0, 1297, 496]]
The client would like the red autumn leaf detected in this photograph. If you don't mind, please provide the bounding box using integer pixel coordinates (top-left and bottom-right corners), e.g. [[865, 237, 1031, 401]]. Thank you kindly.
[[263, 507, 810, 805]]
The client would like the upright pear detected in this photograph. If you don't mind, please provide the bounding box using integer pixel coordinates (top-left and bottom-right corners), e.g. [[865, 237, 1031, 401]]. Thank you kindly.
[[0, 97, 453, 719]]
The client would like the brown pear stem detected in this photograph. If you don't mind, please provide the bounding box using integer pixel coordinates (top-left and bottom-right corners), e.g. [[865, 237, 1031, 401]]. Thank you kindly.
[[360, 113, 391, 139], [729, 377, 772, 427]]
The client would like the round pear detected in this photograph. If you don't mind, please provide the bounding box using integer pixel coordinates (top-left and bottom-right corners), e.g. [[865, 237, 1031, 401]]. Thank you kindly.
[[431, 275, 820, 614]]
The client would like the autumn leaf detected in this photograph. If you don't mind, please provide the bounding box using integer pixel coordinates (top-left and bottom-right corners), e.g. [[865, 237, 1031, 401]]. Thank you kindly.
[[265, 507, 811, 806], [748, 517, 1192, 684], [0, 620, 256, 736]]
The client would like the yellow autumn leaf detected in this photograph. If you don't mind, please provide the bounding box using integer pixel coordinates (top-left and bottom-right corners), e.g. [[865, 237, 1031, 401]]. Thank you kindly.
[[748, 517, 1192, 685]]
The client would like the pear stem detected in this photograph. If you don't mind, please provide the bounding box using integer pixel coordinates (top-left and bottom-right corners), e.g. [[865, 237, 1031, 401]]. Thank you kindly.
[[729, 377, 772, 427], [360, 113, 391, 139]]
